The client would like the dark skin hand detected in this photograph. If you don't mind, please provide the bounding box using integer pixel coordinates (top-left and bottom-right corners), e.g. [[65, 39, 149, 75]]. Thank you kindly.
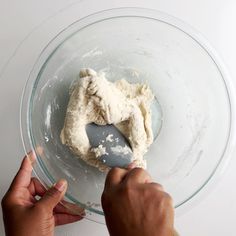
[[102, 167, 175, 236], [1, 152, 174, 236], [1, 152, 84, 236]]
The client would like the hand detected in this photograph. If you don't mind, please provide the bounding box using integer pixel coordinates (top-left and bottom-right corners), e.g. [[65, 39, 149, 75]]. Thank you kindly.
[[1, 152, 84, 236], [102, 167, 174, 236]]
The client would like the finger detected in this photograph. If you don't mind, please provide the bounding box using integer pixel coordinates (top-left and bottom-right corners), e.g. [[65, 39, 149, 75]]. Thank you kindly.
[[36, 179, 67, 211], [126, 162, 137, 170], [54, 213, 84, 226], [104, 167, 128, 189], [28, 177, 47, 197], [54, 201, 85, 216], [9, 152, 36, 190], [123, 168, 152, 185], [148, 182, 164, 191]]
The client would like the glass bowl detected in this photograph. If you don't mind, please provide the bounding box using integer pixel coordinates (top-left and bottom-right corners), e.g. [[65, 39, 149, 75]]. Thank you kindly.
[[20, 8, 236, 223]]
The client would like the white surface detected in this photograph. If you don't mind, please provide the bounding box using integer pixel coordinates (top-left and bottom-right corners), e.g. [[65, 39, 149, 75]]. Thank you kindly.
[[0, 0, 236, 235]]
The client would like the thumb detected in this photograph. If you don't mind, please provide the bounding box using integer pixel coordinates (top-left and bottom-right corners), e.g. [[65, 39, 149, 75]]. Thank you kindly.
[[37, 179, 67, 211]]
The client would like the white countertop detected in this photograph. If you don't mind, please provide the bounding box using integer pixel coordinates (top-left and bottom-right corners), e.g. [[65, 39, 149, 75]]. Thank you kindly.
[[1, 0, 236, 235]]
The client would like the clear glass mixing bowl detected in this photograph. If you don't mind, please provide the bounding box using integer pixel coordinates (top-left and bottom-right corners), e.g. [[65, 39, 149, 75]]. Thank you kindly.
[[20, 8, 236, 223]]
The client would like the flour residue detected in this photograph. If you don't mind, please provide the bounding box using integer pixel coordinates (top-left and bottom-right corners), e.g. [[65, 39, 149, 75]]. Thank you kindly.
[[111, 145, 132, 156]]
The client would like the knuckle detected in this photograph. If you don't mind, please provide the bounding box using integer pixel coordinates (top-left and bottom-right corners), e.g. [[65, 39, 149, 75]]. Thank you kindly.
[[125, 168, 146, 184], [158, 192, 173, 207], [164, 192, 173, 204], [151, 183, 164, 191], [132, 167, 145, 175]]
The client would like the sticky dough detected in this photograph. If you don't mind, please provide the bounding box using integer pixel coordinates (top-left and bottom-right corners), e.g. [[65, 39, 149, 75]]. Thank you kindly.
[[60, 68, 154, 172]]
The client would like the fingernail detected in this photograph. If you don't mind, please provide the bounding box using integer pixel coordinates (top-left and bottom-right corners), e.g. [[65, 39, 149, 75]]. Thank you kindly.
[[27, 151, 36, 163], [127, 162, 137, 170], [54, 179, 67, 192]]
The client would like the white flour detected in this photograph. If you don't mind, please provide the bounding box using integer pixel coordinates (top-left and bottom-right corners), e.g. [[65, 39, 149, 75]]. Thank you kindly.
[[105, 134, 114, 142]]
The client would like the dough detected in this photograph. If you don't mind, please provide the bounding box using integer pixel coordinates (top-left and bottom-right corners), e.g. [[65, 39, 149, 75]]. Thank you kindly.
[[60, 68, 154, 172]]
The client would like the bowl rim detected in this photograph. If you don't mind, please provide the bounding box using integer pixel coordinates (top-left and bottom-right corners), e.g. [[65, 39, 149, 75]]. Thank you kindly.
[[20, 7, 236, 222]]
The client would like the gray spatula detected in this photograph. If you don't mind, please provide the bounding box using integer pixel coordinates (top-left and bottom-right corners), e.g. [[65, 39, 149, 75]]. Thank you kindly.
[[86, 123, 133, 168], [86, 99, 162, 168]]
